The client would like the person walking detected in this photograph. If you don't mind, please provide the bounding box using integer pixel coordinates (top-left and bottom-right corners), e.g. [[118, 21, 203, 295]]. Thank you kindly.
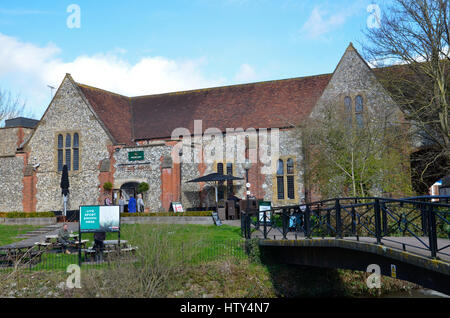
[[128, 195, 137, 213], [137, 194, 144, 212]]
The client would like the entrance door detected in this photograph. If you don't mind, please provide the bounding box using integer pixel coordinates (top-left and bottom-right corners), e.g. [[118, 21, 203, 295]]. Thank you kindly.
[[120, 182, 139, 212]]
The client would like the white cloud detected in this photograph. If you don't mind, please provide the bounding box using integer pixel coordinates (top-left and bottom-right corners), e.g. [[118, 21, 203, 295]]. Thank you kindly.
[[0, 33, 228, 117], [300, 6, 349, 39], [234, 63, 257, 83]]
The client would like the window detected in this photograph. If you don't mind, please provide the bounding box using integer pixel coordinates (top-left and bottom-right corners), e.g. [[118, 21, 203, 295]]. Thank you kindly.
[[73, 133, 79, 171], [57, 132, 80, 172], [286, 158, 295, 199], [355, 95, 364, 128], [277, 159, 284, 200], [226, 162, 233, 194], [274, 157, 296, 202], [57, 134, 64, 172], [344, 95, 364, 128], [65, 134, 71, 171]]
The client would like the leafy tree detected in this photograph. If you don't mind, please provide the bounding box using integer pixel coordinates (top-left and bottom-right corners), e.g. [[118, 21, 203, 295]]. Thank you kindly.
[[300, 100, 413, 199]]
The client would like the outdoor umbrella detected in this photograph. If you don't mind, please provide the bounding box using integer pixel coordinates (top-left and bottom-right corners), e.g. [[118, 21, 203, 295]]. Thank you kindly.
[[60, 165, 70, 217], [187, 172, 243, 210]]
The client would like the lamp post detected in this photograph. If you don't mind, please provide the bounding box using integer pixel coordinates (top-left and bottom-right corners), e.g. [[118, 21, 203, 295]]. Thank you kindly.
[[242, 158, 252, 212]]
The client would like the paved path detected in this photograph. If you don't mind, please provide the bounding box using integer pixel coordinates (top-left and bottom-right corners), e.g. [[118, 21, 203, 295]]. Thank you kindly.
[[0, 223, 79, 250]]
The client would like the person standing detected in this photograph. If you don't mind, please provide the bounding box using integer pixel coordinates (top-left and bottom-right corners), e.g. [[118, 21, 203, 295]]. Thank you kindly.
[[128, 195, 137, 213], [93, 231, 106, 262], [137, 194, 144, 213], [104, 196, 111, 206], [118, 195, 125, 213]]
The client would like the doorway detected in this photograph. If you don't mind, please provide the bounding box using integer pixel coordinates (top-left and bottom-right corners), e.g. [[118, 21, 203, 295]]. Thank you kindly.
[[120, 182, 139, 212]]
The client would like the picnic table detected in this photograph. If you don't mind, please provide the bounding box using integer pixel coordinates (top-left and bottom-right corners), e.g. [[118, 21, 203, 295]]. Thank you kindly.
[[82, 240, 137, 262], [0, 245, 43, 267]]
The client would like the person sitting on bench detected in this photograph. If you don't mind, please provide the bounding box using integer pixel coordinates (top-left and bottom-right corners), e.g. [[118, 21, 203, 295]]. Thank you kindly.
[[58, 223, 73, 254]]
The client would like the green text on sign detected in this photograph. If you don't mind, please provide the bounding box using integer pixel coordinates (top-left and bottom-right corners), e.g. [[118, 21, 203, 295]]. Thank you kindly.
[[128, 151, 144, 161]]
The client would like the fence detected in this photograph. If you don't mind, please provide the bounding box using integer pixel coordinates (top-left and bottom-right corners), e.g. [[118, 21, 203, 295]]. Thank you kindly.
[[241, 196, 450, 259], [0, 239, 247, 272]]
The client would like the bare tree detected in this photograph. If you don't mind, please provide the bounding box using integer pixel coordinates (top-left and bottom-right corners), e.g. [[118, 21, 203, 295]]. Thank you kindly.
[[0, 87, 26, 125], [362, 0, 450, 192]]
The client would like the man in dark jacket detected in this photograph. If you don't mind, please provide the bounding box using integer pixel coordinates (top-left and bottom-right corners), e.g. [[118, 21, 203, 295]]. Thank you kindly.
[[93, 231, 106, 262]]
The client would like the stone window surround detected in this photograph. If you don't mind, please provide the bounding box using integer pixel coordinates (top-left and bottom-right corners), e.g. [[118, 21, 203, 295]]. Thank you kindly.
[[54, 131, 82, 174], [340, 92, 367, 124], [272, 155, 298, 205]]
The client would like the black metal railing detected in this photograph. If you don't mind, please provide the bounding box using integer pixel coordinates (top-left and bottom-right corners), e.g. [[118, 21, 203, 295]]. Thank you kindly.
[[241, 196, 450, 259]]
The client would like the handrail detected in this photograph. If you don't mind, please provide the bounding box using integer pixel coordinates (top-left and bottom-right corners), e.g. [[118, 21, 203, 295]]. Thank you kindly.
[[241, 195, 450, 259]]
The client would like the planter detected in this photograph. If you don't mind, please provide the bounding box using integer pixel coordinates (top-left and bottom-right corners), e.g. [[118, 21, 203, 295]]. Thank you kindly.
[[0, 217, 57, 226], [121, 216, 213, 225]]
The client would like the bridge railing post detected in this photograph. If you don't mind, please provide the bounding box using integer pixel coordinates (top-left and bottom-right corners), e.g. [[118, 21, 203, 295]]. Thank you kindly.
[[374, 198, 382, 245], [241, 212, 244, 237], [263, 210, 268, 239], [335, 199, 342, 239], [305, 204, 311, 239], [282, 208, 288, 239], [381, 201, 387, 236], [427, 204, 438, 258], [351, 206, 356, 235], [420, 203, 428, 236]]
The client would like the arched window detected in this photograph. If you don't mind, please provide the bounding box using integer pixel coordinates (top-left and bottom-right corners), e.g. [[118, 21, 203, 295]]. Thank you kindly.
[[277, 159, 284, 200], [226, 162, 233, 194], [286, 158, 295, 199], [57, 134, 64, 171], [65, 134, 71, 171], [344, 96, 352, 113], [73, 133, 79, 171], [355, 95, 364, 127]]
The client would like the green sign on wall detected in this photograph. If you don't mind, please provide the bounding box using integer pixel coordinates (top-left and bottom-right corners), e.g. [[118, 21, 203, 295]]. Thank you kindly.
[[128, 151, 144, 161]]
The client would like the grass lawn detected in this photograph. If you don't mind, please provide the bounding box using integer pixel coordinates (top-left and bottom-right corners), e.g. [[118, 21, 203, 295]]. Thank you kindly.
[[0, 225, 39, 246]]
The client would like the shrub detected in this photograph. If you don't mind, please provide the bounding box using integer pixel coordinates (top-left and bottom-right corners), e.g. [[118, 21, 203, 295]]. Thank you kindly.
[[103, 182, 113, 191], [0, 212, 55, 218], [137, 182, 149, 194], [120, 211, 213, 217]]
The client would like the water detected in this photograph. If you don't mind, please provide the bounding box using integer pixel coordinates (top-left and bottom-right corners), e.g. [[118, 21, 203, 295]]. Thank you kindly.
[[384, 288, 449, 298]]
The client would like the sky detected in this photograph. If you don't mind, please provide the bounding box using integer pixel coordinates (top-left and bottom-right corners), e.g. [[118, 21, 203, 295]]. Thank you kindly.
[[0, 0, 391, 119]]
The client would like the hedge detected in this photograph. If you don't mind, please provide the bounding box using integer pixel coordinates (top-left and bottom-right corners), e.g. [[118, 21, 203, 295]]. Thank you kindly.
[[0, 212, 55, 218], [120, 211, 213, 217]]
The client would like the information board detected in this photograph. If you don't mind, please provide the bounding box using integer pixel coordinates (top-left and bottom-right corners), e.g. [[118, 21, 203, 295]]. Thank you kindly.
[[80, 205, 120, 233], [212, 211, 222, 226], [259, 201, 272, 223], [171, 202, 184, 213]]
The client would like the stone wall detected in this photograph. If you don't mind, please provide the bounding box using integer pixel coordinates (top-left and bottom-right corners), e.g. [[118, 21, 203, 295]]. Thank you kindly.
[[0, 156, 24, 211], [0, 127, 33, 157], [25, 76, 113, 212]]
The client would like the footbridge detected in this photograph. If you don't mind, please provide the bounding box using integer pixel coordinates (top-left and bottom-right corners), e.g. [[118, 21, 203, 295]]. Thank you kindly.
[[240, 196, 450, 294]]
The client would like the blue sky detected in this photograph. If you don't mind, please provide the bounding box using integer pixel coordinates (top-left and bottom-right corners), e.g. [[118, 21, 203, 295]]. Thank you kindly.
[[0, 0, 390, 118]]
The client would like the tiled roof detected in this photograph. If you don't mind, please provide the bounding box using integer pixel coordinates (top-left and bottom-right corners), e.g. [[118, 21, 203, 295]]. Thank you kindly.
[[77, 73, 332, 143]]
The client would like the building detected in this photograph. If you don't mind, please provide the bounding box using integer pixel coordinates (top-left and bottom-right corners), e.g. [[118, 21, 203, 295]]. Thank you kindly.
[[0, 44, 404, 212]]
